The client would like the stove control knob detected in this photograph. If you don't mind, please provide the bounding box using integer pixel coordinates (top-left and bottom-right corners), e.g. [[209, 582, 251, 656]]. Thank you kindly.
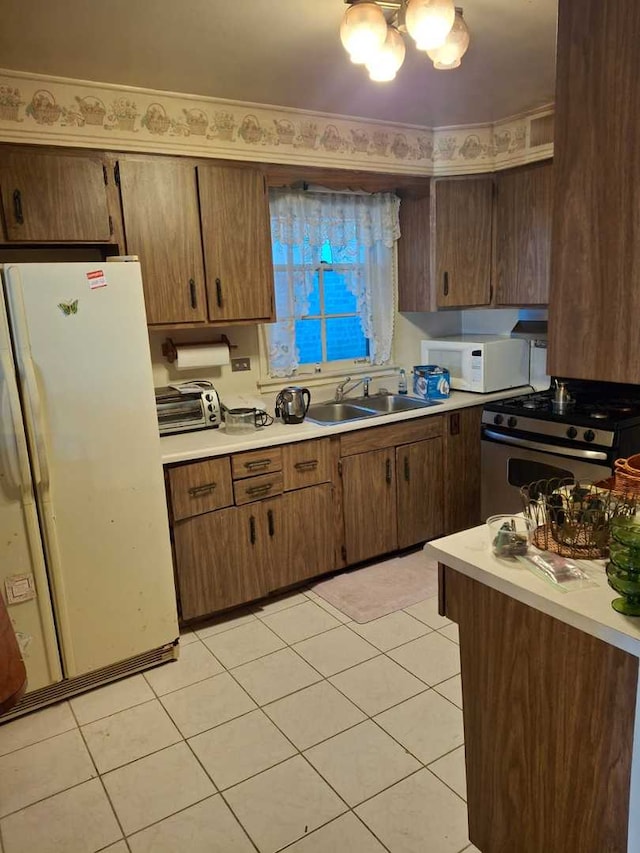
[[584, 430, 596, 443], [566, 427, 578, 439], [493, 414, 504, 426], [507, 417, 518, 428]]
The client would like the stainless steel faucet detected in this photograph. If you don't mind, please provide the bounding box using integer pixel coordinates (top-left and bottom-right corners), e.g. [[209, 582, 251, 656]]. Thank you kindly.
[[334, 376, 372, 401]]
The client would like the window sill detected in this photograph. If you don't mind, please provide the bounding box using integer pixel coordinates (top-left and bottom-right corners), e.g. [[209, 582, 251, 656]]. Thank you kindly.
[[257, 365, 399, 393]]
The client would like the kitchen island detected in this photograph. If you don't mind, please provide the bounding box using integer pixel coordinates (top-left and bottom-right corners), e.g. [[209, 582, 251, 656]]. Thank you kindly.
[[426, 528, 640, 853]]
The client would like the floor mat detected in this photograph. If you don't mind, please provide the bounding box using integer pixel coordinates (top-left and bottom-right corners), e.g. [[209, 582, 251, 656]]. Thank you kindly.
[[312, 549, 440, 623]]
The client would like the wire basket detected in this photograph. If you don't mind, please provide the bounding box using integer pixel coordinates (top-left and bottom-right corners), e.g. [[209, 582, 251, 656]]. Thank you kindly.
[[520, 478, 639, 559]]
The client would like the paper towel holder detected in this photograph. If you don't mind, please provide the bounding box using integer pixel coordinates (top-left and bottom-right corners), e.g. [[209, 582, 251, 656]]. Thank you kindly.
[[161, 336, 236, 364]]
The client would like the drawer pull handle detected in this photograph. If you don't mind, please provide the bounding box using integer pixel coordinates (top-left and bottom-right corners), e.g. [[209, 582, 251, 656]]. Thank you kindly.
[[294, 460, 318, 471], [215, 278, 222, 308], [245, 458, 271, 470], [404, 456, 410, 482], [267, 509, 275, 537], [189, 278, 197, 309], [13, 189, 24, 225], [249, 515, 256, 545], [443, 271, 449, 297], [386, 458, 392, 484], [188, 482, 217, 497], [246, 483, 274, 496]]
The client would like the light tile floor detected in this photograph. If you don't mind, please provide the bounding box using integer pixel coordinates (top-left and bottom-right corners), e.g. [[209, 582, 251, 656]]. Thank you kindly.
[[0, 562, 479, 853]]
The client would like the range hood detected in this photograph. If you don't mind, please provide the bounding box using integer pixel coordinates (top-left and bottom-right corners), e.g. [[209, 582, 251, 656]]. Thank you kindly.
[[510, 318, 548, 340]]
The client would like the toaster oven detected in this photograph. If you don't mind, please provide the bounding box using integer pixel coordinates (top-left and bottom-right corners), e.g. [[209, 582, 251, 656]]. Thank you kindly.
[[155, 383, 221, 435]]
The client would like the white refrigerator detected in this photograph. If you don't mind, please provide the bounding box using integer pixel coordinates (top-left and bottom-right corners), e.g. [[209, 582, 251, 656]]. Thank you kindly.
[[0, 260, 178, 715]]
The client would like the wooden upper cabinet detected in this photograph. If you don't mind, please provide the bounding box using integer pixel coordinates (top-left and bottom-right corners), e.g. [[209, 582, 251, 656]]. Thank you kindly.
[[198, 165, 274, 322], [435, 177, 493, 308], [0, 151, 112, 242], [397, 192, 432, 312], [548, 0, 640, 383], [118, 159, 207, 324], [495, 161, 553, 306]]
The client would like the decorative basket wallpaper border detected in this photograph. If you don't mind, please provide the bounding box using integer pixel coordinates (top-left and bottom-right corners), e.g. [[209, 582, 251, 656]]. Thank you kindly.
[[0, 69, 553, 176]]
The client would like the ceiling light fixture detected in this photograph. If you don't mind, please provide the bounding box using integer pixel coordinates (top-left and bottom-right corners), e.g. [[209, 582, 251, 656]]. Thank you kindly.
[[341, 0, 470, 81]]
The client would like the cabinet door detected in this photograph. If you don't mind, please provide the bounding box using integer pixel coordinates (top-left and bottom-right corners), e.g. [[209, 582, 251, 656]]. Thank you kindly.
[[435, 177, 493, 308], [118, 159, 207, 324], [549, 0, 640, 383], [198, 165, 274, 322], [343, 448, 397, 564], [495, 162, 553, 306], [173, 505, 267, 619], [397, 193, 433, 312], [0, 151, 111, 242], [396, 438, 444, 549], [443, 407, 482, 535], [265, 485, 336, 592]]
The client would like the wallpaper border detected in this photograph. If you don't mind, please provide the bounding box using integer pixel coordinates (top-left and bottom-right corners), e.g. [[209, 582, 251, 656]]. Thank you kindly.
[[0, 69, 553, 175]]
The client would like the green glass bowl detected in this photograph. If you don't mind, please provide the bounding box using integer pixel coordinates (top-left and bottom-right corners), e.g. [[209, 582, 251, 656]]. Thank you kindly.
[[611, 517, 640, 548], [609, 541, 640, 572], [606, 561, 640, 615]]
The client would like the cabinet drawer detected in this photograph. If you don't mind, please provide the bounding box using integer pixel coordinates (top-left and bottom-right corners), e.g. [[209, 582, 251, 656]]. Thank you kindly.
[[168, 457, 233, 521], [232, 447, 283, 480], [283, 439, 332, 491], [234, 471, 284, 505], [340, 416, 444, 456]]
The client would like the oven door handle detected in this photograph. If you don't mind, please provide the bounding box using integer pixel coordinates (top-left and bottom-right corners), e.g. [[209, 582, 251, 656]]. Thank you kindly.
[[482, 429, 609, 462]]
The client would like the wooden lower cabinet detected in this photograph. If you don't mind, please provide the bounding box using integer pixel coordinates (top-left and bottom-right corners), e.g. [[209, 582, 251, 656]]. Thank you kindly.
[[264, 485, 336, 592], [441, 566, 638, 853], [173, 504, 268, 619], [173, 483, 336, 619], [443, 407, 482, 535], [396, 438, 444, 548], [343, 448, 397, 564]]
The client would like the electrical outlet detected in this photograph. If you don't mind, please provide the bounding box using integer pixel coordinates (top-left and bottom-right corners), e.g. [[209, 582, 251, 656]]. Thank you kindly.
[[231, 357, 251, 372]]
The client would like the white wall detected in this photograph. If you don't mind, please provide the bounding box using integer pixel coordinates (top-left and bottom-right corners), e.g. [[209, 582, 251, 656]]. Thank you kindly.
[[150, 306, 546, 406]]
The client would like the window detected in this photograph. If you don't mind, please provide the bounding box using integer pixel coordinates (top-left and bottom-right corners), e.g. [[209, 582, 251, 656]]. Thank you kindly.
[[273, 240, 370, 368], [266, 189, 400, 378]]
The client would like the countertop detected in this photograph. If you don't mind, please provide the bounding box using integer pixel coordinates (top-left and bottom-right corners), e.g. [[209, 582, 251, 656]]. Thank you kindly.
[[160, 386, 530, 465], [426, 526, 640, 658]]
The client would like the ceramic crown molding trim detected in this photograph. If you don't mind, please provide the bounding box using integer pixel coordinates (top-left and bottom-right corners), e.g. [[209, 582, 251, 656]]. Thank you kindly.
[[0, 69, 553, 175]]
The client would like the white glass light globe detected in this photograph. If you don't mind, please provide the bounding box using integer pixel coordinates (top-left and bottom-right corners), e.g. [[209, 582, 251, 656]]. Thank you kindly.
[[366, 26, 406, 82], [406, 0, 455, 51], [340, 2, 389, 65], [427, 7, 470, 68]]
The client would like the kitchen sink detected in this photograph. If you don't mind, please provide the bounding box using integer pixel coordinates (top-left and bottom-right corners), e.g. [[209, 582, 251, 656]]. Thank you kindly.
[[306, 402, 379, 424], [350, 394, 440, 414], [306, 394, 441, 425]]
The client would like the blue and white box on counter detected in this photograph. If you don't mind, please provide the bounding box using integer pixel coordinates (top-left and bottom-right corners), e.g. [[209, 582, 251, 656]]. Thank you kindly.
[[413, 365, 451, 400]]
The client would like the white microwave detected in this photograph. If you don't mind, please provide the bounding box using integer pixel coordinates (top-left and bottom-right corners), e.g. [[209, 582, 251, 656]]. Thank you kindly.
[[420, 336, 529, 393]]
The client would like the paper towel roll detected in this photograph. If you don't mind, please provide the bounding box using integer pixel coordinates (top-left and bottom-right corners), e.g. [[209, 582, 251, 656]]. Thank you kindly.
[[175, 342, 230, 371]]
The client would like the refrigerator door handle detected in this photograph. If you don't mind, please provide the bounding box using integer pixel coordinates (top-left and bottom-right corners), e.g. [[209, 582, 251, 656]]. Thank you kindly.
[[19, 353, 50, 489], [6, 276, 50, 489], [0, 348, 33, 495]]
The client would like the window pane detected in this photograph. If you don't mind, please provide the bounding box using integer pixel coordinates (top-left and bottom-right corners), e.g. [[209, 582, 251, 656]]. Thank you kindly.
[[305, 272, 321, 316], [326, 316, 369, 361], [272, 240, 288, 265], [274, 270, 291, 317], [320, 240, 333, 264], [295, 319, 323, 364], [323, 270, 358, 315]]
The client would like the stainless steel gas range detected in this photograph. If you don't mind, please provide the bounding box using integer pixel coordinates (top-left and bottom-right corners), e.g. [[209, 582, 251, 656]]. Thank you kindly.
[[481, 380, 640, 517]]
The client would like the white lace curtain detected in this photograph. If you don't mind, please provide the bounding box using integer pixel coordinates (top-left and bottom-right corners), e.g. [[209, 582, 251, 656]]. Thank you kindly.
[[266, 189, 400, 377]]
